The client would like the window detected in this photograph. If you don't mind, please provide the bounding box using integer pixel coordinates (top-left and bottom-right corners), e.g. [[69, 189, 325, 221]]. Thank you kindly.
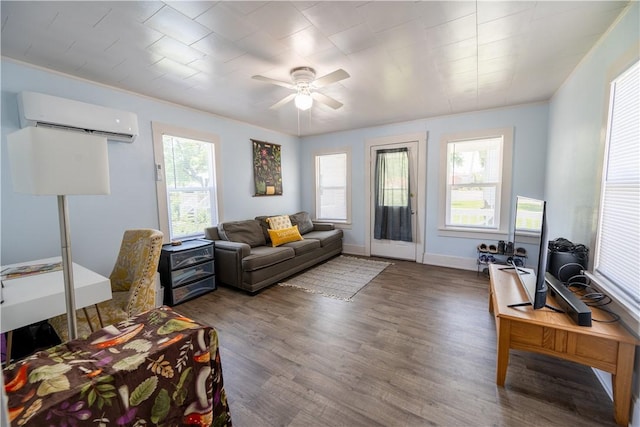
[[152, 123, 221, 242], [315, 149, 351, 223], [439, 128, 513, 237], [591, 60, 639, 318]]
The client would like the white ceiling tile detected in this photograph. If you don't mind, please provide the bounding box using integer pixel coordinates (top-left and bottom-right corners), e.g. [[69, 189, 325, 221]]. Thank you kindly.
[[301, 2, 364, 37], [438, 55, 477, 77], [429, 38, 478, 63], [236, 30, 290, 60], [165, 1, 215, 19], [50, 3, 112, 27], [281, 25, 337, 58], [478, 56, 516, 76], [246, 2, 311, 39], [417, 1, 476, 28], [145, 4, 211, 45], [329, 23, 378, 55], [110, 2, 165, 23], [374, 20, 427, 51], [1, 1, 59, 28], [147, 36, 206, 65], [149, 57, 199, 80], [191, 32, 246, 62], [0, 1, 630, 136], [212, 52, 274, 78], [357, 2, 421, 33], [304, 46, 350, 70], [105, 41, 164, 68], [477, 1, 535, 24], [96, 8, 165, 48], [478, 8, 534, 45], [116, 59, 166, 81], [195, 3, 258, 42], [478, 38, 524, 62], [424, 13, 477, 49], [223, 2, 269, 16]]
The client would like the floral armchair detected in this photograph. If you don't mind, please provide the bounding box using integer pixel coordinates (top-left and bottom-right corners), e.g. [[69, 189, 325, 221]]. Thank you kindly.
[[50, 229, 163, 341]]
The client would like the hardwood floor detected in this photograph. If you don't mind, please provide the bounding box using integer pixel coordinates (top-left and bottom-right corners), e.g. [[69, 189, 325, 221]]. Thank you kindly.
[[176, 258, 617, 426]]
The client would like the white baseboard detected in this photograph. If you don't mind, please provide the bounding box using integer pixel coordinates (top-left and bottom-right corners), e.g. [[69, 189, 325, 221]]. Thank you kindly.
[[342, 244, 366, 256], [422, 253, 478, 271], [344, 247, 479, 272]]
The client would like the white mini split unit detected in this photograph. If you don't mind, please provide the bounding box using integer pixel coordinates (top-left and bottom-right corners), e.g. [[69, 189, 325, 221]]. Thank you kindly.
[[17, 91, 139, 142]]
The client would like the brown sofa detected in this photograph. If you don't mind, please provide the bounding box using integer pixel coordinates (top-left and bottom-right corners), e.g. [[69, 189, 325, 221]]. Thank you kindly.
[[204, 212, 343, 293]]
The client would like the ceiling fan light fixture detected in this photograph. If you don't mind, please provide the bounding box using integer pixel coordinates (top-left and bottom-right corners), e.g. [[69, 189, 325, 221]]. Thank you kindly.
[[295, 92, 313, 111]]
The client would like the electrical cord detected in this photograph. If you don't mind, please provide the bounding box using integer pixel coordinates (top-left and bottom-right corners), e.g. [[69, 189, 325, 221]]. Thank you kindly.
[[557, 266, 620, 323], [557, 262, 588, 284]]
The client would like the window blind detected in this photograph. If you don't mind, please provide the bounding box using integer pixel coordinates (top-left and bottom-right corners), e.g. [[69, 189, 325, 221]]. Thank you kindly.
[[594, 60, 639, 315]]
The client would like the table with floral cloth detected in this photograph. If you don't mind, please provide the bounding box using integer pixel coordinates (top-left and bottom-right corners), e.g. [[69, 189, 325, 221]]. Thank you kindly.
[[3, 306, 232, 426]]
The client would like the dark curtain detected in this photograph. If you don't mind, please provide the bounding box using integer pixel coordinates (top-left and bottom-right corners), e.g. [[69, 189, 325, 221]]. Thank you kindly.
[[374, 148, 413, 242]]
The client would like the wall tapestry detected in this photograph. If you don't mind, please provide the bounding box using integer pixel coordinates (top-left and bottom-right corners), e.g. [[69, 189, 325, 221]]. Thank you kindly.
[[252, 139, 282, 196]]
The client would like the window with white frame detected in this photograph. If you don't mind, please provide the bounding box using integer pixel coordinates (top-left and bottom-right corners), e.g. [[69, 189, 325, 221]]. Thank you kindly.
[[314, 150, 351, 223], [152, 123, 221, 242], [439, 128, 513, 236], [591, 60, 639, 318]]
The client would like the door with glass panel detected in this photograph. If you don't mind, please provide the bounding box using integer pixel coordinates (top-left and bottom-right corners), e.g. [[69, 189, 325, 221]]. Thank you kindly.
[[370, 140, 418, 260]]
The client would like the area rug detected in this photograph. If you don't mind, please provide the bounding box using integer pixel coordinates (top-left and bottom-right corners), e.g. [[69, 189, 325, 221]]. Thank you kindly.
[[279, 256, 391, 301]]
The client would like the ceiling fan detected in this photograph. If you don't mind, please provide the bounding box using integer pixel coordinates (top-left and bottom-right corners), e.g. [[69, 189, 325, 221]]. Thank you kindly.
[[252, 67, 350, 111]]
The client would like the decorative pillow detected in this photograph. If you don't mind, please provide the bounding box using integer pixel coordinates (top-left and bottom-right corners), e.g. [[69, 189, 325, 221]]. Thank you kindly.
[[268, 225, 303, 247], [267, 215, 292, 230], [289, 211, 314, 235]]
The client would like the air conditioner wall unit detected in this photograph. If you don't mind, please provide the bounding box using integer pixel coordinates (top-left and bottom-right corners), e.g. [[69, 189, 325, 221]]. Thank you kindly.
[[17, 91, 139, 142]]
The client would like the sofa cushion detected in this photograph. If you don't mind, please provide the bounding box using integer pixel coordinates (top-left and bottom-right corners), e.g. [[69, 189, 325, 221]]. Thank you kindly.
[[289, 211, 314, 235], [268, 225, 303, 247], [218, 220, 266, 247], [282, 238, 321, 256], [267, 215, 292, 230], [242, 246, 294, 271], [254, 216, 272, 243], [301, 229, 343, 247]]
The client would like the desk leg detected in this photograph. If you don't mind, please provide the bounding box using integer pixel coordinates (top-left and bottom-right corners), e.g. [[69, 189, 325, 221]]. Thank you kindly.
[[496, 317, 511, 386], [5, 331, 12, 364], [612, 342, 635, 426]]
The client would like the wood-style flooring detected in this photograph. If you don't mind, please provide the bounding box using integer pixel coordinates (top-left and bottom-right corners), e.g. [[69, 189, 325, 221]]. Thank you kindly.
[[176, 258, 618, 426]]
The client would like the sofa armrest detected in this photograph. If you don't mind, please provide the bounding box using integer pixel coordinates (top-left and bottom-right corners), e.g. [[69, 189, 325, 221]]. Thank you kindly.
[[213, 240, 251, 288], [204, 226, 220, 240], [312, 221, 335, 231]]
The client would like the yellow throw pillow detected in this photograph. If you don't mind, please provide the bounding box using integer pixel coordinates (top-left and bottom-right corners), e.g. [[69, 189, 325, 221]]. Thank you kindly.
[[267, 215, 292, 230], [268, 225, 303, 247]]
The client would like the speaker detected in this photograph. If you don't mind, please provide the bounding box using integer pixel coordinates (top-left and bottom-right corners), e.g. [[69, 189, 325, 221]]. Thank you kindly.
[[547, 251, 588, 283]]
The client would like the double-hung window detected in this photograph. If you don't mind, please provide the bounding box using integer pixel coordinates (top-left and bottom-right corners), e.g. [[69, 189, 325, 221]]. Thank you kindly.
[[314, 149, 351, 223], [439, 128, 513, 236], [591, 60, 639, 318], [152, 122, 221, 242]]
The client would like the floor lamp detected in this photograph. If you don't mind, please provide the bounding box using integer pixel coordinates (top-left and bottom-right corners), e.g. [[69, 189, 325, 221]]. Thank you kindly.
[[7, 126, 110, 340]]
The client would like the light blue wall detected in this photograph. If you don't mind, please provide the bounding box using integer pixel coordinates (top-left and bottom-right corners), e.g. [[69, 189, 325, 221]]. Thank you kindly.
[[546, 2, 639, 259], [1, 59, 300, 276], [301, 102, 549, 266], [546, 5, 639, 421]]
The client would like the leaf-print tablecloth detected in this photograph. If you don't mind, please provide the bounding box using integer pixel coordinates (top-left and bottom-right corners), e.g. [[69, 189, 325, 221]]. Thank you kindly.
[[3, 306, 232, 426]]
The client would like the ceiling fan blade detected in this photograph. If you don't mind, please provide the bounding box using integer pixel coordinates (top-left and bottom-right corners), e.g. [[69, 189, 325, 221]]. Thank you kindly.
[[311, 92, 343, 109], [269, 93, 296, 109], [252, 75, 296, 90], [312, 69, 350, 88]]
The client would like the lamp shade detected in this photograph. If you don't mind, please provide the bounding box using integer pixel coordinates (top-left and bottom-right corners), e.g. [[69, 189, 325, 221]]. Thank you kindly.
[[7, 126, 110, 195], [294, 93, 313, 111]]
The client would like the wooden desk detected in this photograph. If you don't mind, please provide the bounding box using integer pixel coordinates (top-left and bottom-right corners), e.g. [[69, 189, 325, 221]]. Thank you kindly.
[[1, 257, 111, 361], [488, 264, 638, 426]]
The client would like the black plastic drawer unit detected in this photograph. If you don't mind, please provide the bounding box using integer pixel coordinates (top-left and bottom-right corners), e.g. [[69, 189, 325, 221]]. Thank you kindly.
[[158, 239, 215, 306]]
